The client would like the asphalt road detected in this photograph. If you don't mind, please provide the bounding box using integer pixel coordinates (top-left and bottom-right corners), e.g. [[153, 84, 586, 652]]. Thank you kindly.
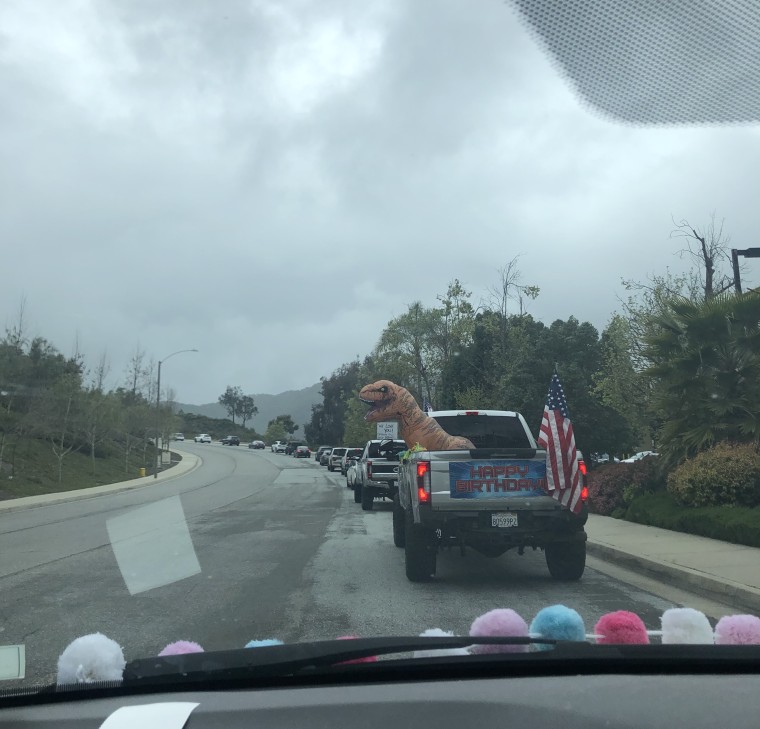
[[0, 443, 736, 685]]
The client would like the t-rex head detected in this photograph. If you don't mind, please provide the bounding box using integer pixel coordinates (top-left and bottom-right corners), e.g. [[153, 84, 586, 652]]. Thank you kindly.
[[358, 380, 413, 422]]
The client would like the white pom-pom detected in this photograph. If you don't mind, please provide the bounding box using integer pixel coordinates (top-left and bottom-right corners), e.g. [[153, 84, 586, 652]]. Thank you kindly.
[[661, 608, 714, 644], [57, 633, 126, 685], [413, 628, 470, 658]]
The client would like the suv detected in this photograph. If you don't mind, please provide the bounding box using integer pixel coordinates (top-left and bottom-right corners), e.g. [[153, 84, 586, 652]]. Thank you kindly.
[[285, 441, 305, 455], [194, 433, 212, 443], [273, 442, 287, 453], [340, 448, 364, 475], [172, 433, 185, 441], [221, 435, 240, 446], [315, 445, 332, 461], [328, 447, 348, 471], [354, 439, 407, 509]]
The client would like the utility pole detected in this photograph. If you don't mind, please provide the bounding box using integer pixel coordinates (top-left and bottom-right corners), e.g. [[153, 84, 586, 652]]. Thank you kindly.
[[154, 349, 198, 478]]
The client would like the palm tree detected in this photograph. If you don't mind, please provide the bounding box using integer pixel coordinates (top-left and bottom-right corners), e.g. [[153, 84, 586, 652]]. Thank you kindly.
[[643, 292, 760, 464]]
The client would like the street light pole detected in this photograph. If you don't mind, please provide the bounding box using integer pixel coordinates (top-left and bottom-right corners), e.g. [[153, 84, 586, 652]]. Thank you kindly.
[[154, 348, 198, 479]]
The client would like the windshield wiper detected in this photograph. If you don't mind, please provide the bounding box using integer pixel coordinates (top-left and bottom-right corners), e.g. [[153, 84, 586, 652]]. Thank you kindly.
[[122, 636, 553, 684]]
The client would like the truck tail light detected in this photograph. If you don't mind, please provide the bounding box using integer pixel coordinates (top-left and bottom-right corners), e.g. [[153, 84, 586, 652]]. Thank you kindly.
[[417, 461, 431, 504], [578, 458, 587, 476], [366, 460, 372, 479], [581, 485, 589, 502]]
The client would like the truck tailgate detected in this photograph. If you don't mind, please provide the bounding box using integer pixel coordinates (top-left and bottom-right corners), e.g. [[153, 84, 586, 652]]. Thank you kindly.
[[427, 450, 562, 512]]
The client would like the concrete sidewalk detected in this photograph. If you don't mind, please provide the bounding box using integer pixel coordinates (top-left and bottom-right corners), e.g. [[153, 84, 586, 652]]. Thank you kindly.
[[586, 514, 760, 613], [0, 448, 202, 514]]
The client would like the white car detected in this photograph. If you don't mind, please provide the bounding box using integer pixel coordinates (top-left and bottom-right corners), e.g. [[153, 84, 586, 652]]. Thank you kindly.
[[173, 433, 185, 441], [194, 433, 212, 443], [621, 450, 659, 463], [273, 442, 287, 453]]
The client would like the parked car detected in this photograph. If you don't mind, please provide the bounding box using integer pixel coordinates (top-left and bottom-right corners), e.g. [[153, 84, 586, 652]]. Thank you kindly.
[[248, 440, 265, 449], [340, 448, 364, 475], [294, 445, 311, 458], [194, 433, 212, 443], [315, 445, 332, 461], [221, 435, 241, 446], [346, 457, 362, 489], [172, 433, 185, 441], [328, 447, 348, 472], [285, 441, 305, 455], [319, 448, 333, 466], [622, 450, 659, 463]]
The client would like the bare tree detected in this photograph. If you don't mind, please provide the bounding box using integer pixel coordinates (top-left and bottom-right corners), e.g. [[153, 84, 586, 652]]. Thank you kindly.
[[670, 214, 735, 300], [4, 295, 28, 350], [487, 255, 540, 320], [125, 343, 146, 397], [91, 350, 110, 393]]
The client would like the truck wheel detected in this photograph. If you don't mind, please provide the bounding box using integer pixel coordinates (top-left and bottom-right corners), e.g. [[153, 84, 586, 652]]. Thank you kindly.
[[361, 485, 375, 511], [353, 484, 362, 503], [392, 494, 405, 548], [327, 464, 334, 472], [404, 509, 436, 582], [545, 541, 586, 581]]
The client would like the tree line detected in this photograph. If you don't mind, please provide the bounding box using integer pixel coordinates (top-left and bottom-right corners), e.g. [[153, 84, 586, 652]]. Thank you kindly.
[[305, 216, 760, 468]]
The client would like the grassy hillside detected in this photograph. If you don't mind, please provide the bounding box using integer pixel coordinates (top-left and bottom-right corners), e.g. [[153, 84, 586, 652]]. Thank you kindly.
[[0, 437, 165, 500]]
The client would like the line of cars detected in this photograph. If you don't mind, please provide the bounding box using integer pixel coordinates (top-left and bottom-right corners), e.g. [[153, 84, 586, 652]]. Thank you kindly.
[[314, 441, 407, 510], [271, 440, 312, 458]]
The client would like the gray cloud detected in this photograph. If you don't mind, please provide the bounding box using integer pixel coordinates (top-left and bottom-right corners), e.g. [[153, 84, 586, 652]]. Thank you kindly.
[[1, 0, 757, 403]]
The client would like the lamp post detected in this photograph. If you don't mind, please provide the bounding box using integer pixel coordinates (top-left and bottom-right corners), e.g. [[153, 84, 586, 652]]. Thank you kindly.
[[155, 348, 198, 478], [731, 248, 760, 294]]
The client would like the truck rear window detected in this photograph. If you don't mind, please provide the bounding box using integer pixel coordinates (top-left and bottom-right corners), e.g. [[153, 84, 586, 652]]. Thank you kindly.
[[366, 440, 407, 458], [432, 415, 532, 449]]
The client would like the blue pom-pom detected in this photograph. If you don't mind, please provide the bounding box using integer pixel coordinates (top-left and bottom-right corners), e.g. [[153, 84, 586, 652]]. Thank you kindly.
[[529, 605, 585, 650], [245, 638, 284, 648]]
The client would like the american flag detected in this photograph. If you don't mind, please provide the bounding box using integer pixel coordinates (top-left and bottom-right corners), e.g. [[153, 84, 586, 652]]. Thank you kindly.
[[423, 397, 433, 415], [537, 373, 583, 514]]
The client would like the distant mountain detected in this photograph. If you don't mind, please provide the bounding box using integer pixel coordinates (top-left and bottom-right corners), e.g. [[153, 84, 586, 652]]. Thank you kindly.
[[175, 382, 322, 434]]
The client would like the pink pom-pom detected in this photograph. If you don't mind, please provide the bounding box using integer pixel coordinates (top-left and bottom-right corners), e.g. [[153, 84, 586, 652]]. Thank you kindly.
[[159, 640, 204, 656], [336, 635, 377, 664], [714, 615, 760, 645], [594, 611, 649, 644], [469, 609, 529, 653]]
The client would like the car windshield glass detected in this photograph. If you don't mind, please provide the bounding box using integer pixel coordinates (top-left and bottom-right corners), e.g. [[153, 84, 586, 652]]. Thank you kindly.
[[3, 0, 760, 696]]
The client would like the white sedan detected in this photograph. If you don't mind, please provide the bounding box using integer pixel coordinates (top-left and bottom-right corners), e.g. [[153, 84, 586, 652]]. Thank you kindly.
[[194, 433, 212, 443], [621, 450, 658, 463]]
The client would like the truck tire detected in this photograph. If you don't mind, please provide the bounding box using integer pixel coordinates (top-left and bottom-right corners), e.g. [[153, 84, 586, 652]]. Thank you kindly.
[[404, 509, 436, 582], [545, 541, 586, 581], [361, 485, 374, 511], [353, 484, 362, 503], [392, 494, 405, 548], [327, 464, 334, 472]]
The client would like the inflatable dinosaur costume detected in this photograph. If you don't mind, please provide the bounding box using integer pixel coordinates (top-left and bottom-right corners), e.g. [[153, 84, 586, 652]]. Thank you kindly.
[[359, 380, 475, 450]]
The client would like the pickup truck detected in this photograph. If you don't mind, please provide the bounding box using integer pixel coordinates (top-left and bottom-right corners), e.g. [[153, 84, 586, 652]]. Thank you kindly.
[[394, 410, 588, 583], [354, 439, 408, 510]]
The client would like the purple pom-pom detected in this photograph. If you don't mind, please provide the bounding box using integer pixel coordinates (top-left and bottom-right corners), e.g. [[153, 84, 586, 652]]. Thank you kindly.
[[159, 640, 204, 656], [469, 609, 528, 653], [594, 611, 649, 644], [714, 615, 760, 645]]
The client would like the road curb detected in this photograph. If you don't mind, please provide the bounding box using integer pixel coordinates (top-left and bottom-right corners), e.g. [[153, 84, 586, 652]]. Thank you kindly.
[[587, 540, 760, 614], [0, 448, 202, 514]]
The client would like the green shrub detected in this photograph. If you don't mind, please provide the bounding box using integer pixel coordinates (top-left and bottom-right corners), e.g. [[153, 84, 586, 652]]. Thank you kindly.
[[625, 491, 760, 548], [667, 441, 760, 507], [587, 458, 666, 516]]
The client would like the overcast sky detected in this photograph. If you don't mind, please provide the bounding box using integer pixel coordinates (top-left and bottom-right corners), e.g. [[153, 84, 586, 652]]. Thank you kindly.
[[2, 0, 758, 404]]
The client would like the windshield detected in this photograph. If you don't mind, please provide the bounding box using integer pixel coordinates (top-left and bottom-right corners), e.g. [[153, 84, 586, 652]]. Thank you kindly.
[[2, 0, 760, 694]]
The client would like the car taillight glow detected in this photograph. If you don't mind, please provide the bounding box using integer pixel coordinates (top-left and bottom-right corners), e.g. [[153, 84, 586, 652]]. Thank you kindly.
[[416, 461, 431, 504], [578, 459, 587, 476], [465, 411, 479, 415], [581, 485, 589, 502]]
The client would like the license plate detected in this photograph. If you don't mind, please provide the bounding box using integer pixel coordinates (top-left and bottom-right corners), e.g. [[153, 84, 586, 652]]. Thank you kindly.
[[491, 512, 518, 528]]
